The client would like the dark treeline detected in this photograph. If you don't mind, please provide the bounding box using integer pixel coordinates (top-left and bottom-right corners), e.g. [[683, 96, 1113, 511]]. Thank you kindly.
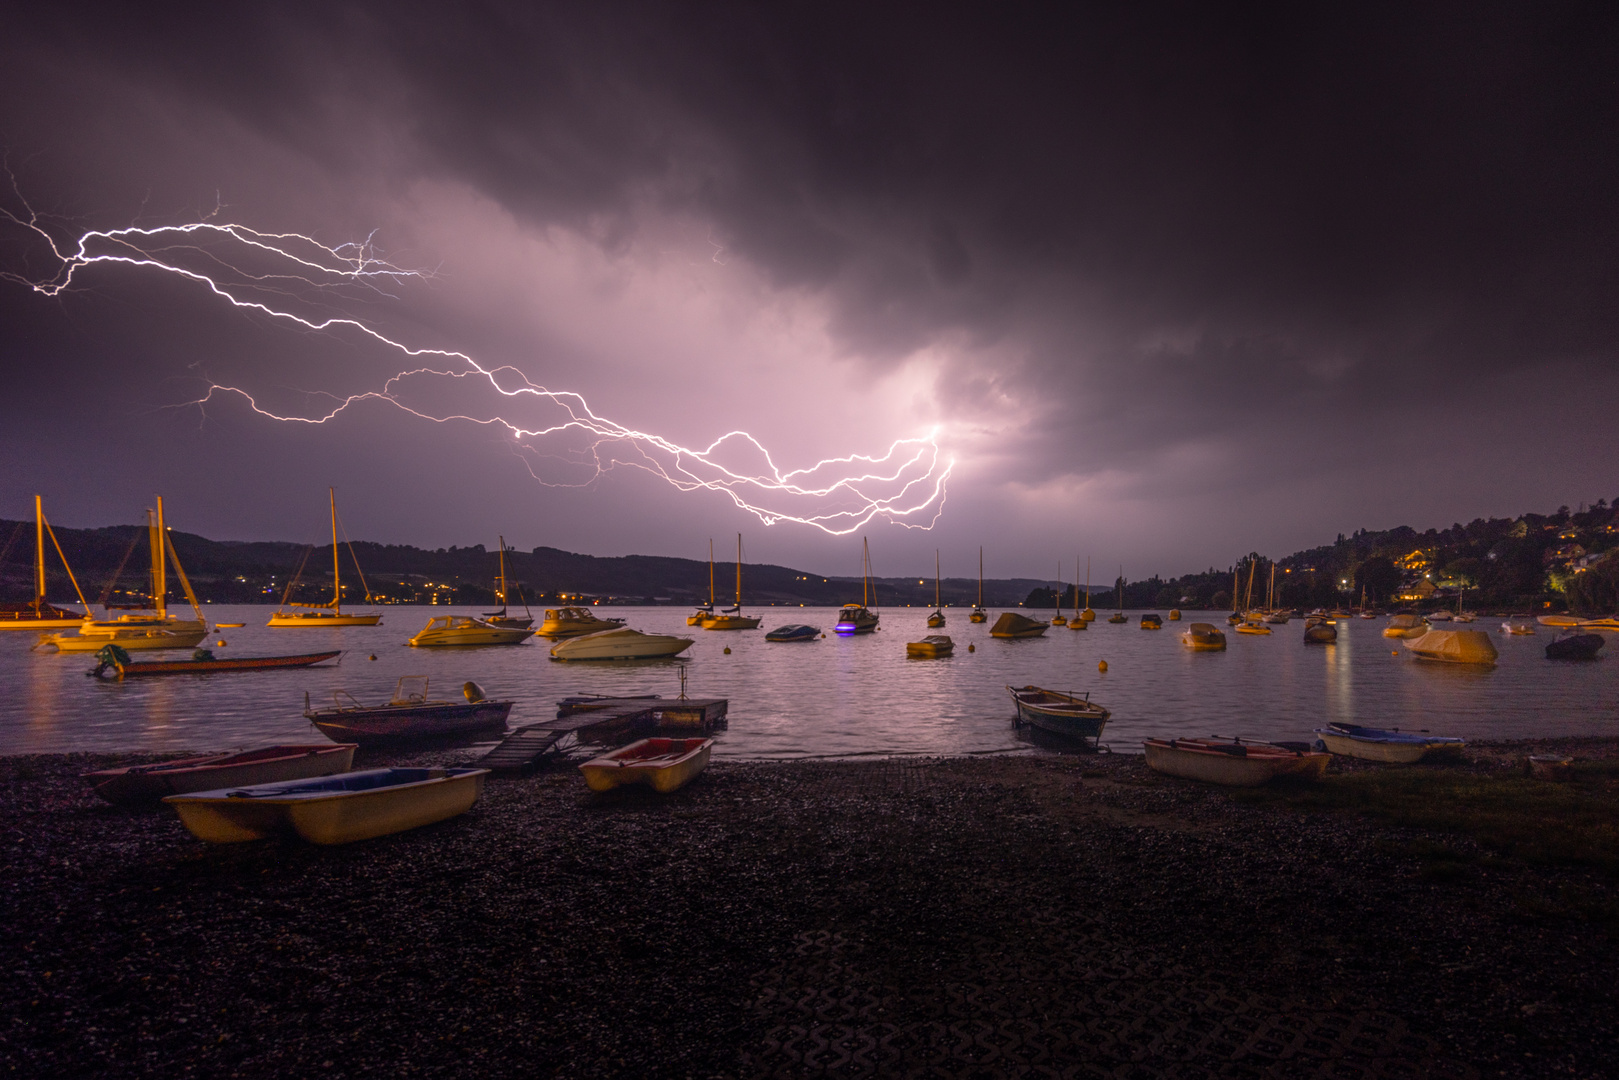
[[4, 498, 1616, 612]]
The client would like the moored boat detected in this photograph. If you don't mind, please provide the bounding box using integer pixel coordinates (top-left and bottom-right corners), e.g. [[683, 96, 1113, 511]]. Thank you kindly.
[[267, 489, 383, 627], [1578, 617, 1619, 631], [906, 635, 954, 658], [927, 550, 948, 627], [548, 626, 694, 661], [969, 546, 988, 622], [1234, 619, 1271, 635], [91, 645, 342, 678], [1537, 614, 1582, 627], [1546, 632, 1606, 660], [1007, 685, 1110, 745], [1383, 614, 1427, 638], [1144, 737, 1327, 786], [835, 537, 882, 634], [764, 624, 819, 642], [1502, 620, 1536, 635], [164, 767, 489, 844], [1302, 618, 1337, 644], [84, 743, 357, 806], [305, 677, 513, 744], [1180, 622, 1227, 650], [536, 606, 626, 639], [407, 615, 534, 647], [578, 738, 714, 794], [482, 536, 534, 628], [990, 611, 1049, 638], [0, 495, 88, 630], [1168, 609, 1181, 621], [1140, 613, 1163, 630], [702, 534, 762, 630], [1314, 722, 1464, 764], [1404, 629, 1498, 666]]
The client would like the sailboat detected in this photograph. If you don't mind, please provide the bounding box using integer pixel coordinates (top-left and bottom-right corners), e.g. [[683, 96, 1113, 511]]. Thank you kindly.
[[834, 537, 881, 634], [703, 534, 761, 630], [0, 496, 88, 630], [482, 536, 534, 629], [1107, 566, 1127, 622], [688, 540, 716, 625], [1263, 565, 1289, 623], [41, 496, 208, 651], [927, 550, 946, 627], [1235, 559, 1272, 634], [1080, 557, 1095, 623], [969, 547, 988, 623], [1051, 561, 1068, 626], [267, 489, 383, 627], [1068, 550, 1087, 629]]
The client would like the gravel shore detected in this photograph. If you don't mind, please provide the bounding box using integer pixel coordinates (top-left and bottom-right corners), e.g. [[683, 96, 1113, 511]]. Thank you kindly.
[[3, 739, 1616, 1078]]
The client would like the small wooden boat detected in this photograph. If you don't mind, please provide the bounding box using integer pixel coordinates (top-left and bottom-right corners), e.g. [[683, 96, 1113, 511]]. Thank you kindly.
[[990, 611, 1049, 638], [1144, 737, 1327, 786], [536, 606, 627, 639], [548, 627, 694, 661], [1528, 754, 1574, 780], [305, 677, 513, 745], [969, 546, 988, 622], [1546, 632, 1606, 660], [1180, 622, 1227, 650], [906, 635, 954, 658], [764, 624, 819, 642], [1405, 629, 1498, 666], [164, 767, 488, 844], [1140, 613, 1162, 630], [1383, 614, 1427, 638], [407, 615, 534, 647], [84, 743, 357, 806], [1314, 722, 1464, 763], [1007, 685, 1110, 745], [579, 738, 713, 793], [90, 645, 341, 678]]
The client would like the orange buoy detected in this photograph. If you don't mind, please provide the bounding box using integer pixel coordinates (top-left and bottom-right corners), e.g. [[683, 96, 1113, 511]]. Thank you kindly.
[[1098, 659, 1108, 673], [968, 643, 975, 652], [216, 640, 227, 647], [724, 646, 731, 654]]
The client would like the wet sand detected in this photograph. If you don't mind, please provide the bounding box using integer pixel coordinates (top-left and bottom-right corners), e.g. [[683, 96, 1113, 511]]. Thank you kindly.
[[3, 739, 1617, 1078]]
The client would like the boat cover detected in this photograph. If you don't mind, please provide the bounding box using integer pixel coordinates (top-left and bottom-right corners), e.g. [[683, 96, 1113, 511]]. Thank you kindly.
[[1405, 629, 1499, 664], [990, 612, 1047, 636]]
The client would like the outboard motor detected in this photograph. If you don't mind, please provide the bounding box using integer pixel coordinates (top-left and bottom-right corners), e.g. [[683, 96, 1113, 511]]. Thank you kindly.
[[463, 680, 487, 703]]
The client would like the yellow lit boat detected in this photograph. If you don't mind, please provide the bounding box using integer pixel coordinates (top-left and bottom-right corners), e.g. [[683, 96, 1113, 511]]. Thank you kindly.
[[969, 546, 988, 622], [688, 538, 718, 624], [267, 489, 383, 627], [1404, 629, 1498, 666], [549, 626, 693, 660], [1234, 619, 1271, 635], [702, 534, 762, 630], [537, 606, 626, 639], [0, 496, 88, 631], [41, 496, 207, 651], [926, 549, 947, 627], [1180, 622, 1227, 651], [165, 767, 488, 845], [579, 738, 713, 794], [1168, 609, 1181, 621], [407, 615, 535, 647], [906, 634, 954, 658], [834, 538, 882, 634], [1383, 614, 1427, 638], [1140, 613, 1163, 629]]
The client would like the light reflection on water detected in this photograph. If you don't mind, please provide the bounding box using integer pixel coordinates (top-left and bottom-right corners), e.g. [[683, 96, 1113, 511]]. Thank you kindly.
[[1, 606, 1614, 758]]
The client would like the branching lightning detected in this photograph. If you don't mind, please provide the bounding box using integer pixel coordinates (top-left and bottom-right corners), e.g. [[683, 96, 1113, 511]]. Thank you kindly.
[[2, 185, 951, 534]]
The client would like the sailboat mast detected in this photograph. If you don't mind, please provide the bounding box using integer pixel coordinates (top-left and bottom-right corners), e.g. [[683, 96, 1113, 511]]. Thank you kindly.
[[735, 533, 743, 611], [1085, 557, 1091, 610], [330, 488, 342, 613], [497, 536, 509, 605], [935, 550, 941, 609], [1056, 561, 1062, 616], [862, 537, 870, 608], [150, 503, 167, 617], [34, 494, 45, 610], [708, 539, 715, 607], [1074, 551, 1081, 616], [977, 547, 983, 607]]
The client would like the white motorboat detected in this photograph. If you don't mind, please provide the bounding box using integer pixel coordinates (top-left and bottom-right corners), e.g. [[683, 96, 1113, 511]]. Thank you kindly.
[[549, 627, 694, 661], [407, 616, 535, 647]]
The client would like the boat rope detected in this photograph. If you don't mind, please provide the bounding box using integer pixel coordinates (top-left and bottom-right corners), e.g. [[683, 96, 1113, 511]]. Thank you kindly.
[[97, 529, 143, 609]]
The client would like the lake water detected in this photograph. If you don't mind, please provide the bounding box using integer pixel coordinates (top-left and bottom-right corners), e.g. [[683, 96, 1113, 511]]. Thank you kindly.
[[2, 605, 1614, 758]]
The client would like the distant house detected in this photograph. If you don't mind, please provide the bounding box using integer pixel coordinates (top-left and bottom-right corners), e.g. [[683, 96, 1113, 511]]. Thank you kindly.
[[1397, 579, 1438, 601], [1544, 544, 1586, 567]]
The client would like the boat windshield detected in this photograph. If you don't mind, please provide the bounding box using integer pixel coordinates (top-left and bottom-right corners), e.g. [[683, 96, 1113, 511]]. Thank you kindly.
[[390, 676, 429, 705]]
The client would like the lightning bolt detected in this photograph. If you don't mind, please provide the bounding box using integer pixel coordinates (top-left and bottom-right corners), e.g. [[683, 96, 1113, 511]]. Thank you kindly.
[[1, 183, 951, 534]]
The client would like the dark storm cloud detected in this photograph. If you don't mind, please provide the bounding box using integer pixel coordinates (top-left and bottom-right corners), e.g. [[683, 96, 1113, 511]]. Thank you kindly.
[[4, 2, 1619, 570]]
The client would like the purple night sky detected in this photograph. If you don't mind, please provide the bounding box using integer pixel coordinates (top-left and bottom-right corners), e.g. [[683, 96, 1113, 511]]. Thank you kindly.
[[3, 4, 1617, 580]]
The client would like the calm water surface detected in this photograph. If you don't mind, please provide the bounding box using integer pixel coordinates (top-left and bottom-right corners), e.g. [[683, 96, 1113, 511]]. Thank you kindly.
[[2, 606, 1615, 758]]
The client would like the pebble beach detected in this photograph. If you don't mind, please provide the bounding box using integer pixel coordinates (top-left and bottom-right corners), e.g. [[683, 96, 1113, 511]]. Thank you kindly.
[[4, 739, 1617, 1078]]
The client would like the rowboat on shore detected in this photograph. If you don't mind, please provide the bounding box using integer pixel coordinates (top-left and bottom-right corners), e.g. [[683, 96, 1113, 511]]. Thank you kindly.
[[1313, 722, 1465, 764], [1007, 685, 1110, 745], [579, 738, 713, 793], [906, 635, 954, 658], [90, 645, 341, 678], [305, 677, 513, 745], [84, 744, 357, 806], [1144, 737, 1328, 786], [164, 767, 489, 844]]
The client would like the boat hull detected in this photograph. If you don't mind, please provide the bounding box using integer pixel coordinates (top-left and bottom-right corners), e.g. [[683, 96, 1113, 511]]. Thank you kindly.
[[267, 612, 382, 627], [1145, 739, 1327, 786], [94, 650, 342, 677], [1546, 633, 1606, 660], [548, 628, 694, 661], [85, 744, 357, 806], [765, 625, 819, 642], [701, 615, 761, 630], [1008, 686, 1109, 743], [907, 636, 954, 658], [307, 701, 513, 745], [579, 738, 713, 793], [46, 625, 209, 651], [165, 767, 488, 844], [1315, 729, 1464, 764], [1405, 629, 1498, 666]]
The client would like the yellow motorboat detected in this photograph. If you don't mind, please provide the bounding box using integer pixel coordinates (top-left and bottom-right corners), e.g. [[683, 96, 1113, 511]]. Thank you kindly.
[[1234, 620, 1271, 635], [41, 496, 207, 651], [165, 767, 488, 845], [1383, 614, 1427, 638], [537, 606, 627, 639], [1140, 613, 1163, 629], [268, 489, 383, 627], [407, 616, 535, 647], [1168, 609, 1181, 621], [702, 534, 762, 630], [906, 635, 954, 658], [0, 496, 88, 631]]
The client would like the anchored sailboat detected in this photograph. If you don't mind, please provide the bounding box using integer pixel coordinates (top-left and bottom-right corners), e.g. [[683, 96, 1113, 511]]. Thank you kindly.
[[41, 496, 208, 651], [1051, 561, 1068, 626], [482, 536, 533, 629], [1107, 566, 1127, 622], [703, 534, 761, 630], [688, 539, 717, 625], [969, 547, 988, 623], [268, 489, 383, 627], [835, 537, 880, 634], [0, 496, 88, 630], [927, 550, 946, 627], [1068, 551, 1088, 629]]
